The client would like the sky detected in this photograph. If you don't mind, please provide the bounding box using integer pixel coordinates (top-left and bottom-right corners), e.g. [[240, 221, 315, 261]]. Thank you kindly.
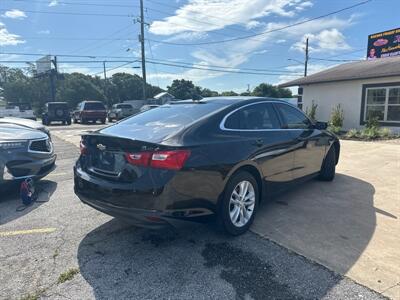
[[0, 0, 399, 93]]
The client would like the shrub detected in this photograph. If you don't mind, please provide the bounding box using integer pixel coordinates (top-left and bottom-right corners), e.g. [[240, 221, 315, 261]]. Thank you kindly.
[[380, 127, 391, 138], [305, 101, 318, 121], [328, 125, 342, 134], [330, 104, 344, 128], [346, 129, 359, 138], [365, 116, 380, 129]]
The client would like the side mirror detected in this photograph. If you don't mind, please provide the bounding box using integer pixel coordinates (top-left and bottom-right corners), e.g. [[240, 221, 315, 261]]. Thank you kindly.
[[315, 121, 328, 130]]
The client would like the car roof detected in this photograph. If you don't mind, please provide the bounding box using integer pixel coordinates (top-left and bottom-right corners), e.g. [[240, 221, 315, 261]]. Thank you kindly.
[[83, 100, 103, 103], [171, 96, 290, 106]]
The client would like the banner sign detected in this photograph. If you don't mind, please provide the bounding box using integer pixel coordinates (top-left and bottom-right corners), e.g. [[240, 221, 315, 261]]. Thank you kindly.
[[367, 28, 400, 60]]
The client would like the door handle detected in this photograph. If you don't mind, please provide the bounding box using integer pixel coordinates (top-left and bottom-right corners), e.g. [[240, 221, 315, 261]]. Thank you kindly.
[[253, 139, 264, 147]]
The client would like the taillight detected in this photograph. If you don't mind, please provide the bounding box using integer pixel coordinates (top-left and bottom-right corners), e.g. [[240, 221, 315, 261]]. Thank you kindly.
[[125, 152, 152, 167], [125, 150, 190, 170], [150, 150, 190, 170], [80, 139, 87, 155]]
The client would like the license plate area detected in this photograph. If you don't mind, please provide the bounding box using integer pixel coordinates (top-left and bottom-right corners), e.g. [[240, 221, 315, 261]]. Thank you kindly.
[[91, 150, 125, 175]]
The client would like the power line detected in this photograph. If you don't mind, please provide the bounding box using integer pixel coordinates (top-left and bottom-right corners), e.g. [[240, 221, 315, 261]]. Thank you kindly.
[[0, 59, 302, 76], [6, 0, 137, 8], [310, 57, 363, 62], [90, 62, 138, 76], [145, 60, 301, 76], [0, 8, 134, 17], [147, 0, 372, 46], [0, 52, 303, 73]]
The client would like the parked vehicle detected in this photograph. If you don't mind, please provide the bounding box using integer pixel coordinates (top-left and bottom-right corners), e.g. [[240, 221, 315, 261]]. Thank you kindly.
[[140, 104, 160, 112], [42, 102, 71, 125], [72, 101, 107, 124], [0, 117, 50, 137], [0, 123, 56, 188], [0, 102, 36, 120], [108, 103, 135, 122], [74, 97, 339, 235]]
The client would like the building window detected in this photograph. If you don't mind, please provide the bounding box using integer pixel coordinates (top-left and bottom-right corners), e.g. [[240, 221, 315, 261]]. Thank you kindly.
[[364, 86, 400, 123]]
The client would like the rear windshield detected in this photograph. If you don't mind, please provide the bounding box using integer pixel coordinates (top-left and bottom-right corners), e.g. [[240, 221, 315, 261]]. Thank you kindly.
[[84, 102, 105, 110], [116, 104, 132, 109], [119, 103, 224, 128]]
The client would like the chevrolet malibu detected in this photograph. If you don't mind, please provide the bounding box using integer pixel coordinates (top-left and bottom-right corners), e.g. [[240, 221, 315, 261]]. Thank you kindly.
[[74, 97, 339, 235], [0, 124, 56, 189]]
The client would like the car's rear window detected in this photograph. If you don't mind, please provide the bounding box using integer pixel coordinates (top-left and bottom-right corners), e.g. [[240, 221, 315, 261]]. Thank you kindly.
[[119, 103, 224, 128], [84, 102, 105, 110]]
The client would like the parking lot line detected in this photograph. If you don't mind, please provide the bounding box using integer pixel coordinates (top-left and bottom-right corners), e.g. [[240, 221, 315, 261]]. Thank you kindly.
[[0, 228, 56, 237]]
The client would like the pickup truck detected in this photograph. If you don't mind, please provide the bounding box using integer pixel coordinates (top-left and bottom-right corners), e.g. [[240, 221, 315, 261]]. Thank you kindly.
[[0, 103, 36, 120]]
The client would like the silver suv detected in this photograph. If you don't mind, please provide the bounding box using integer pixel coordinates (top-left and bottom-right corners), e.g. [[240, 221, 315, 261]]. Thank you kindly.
[[107, 103, 135, 122]]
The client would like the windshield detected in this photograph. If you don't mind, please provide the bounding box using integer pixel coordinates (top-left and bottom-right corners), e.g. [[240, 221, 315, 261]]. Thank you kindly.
[[84, 102, 105, 110], [101, 102, 226, 142], [119, 103, 223, 128]]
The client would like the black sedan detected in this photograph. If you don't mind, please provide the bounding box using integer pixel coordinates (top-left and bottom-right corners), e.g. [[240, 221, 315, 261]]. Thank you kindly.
[[74, 97, 339, 235]]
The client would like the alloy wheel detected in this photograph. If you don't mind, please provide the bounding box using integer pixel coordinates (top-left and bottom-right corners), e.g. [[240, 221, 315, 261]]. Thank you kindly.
[[229, 180, 256, 227]]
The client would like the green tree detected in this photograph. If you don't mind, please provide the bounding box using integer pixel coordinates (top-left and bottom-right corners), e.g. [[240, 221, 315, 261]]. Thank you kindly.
[[201, 88, 218, 97], [167, 79, 202, 100], [56, 73, 105, 109], [220, 91, 238, 96], [251, 83, 292, 98]]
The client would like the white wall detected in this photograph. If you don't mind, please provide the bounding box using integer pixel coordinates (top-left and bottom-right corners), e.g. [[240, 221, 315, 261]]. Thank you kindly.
[[301, 76, 400, 132]]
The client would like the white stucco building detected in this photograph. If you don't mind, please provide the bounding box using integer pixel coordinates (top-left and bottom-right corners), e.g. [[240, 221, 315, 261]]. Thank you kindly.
[[280, 56, 400, 132]]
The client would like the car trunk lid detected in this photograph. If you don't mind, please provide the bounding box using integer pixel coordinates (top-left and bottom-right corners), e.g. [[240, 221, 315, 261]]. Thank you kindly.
[[81, 133, 169, 183]]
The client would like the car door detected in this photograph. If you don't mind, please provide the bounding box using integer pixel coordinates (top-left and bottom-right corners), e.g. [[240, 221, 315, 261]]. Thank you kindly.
[[223, 102, 295, 192], [274, 102, 328, 179]]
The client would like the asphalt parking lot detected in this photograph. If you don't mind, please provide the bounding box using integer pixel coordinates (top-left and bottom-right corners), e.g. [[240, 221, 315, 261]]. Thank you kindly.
[[0, 124, 394, 300]]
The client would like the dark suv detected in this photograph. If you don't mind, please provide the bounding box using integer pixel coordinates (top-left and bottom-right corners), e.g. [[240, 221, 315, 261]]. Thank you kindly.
[[72, 101, 107, 124], [42, 102, 71, 125]]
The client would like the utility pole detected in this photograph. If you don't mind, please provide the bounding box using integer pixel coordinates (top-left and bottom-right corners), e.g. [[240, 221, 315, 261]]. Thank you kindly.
[[50, 56, 58, 102], [103, 61, 108, 105], [139, 0, 147, 101], [304, 38, 309, 77]]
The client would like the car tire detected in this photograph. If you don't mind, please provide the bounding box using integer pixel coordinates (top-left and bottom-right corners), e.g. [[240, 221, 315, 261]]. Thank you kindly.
[[318, 146, 336, 181], [101, 119, 106, 124], [108, 117, 113, 123], [67, 119, 72, 125], [218, 171, 259, 236], [81, 118, 87, 124], [73, 117, 77, 124]]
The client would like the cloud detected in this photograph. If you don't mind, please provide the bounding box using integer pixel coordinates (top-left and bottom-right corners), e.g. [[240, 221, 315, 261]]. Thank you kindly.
[[170, 15, 352, 82], [37, 29, 50, 35], [292, 28, 351, 53], [0, 22, 25, 46], [164, 31, 208, 42], [48, 0, 59, 7], [149, 0, 314, 35], [2, 9, 27, 20]]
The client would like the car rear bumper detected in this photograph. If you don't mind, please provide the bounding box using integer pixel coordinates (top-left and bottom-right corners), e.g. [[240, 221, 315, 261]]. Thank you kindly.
[[73, 165, 215, 228]]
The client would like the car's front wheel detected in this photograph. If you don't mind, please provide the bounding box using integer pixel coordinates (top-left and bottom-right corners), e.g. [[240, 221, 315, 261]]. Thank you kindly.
[[219, 171, 259, 236]]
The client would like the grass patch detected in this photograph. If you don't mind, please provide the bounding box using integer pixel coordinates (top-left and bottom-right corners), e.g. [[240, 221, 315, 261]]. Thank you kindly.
[[20, 289, 46, 300], [57, 268, 80, 284]]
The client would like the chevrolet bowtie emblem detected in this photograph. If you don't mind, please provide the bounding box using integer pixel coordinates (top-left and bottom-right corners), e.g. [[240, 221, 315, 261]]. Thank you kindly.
[[97, 144, 106, 151]]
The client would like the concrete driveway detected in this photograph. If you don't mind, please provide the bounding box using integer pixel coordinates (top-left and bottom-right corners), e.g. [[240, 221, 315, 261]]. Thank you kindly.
[[252, 140, 400, 299]]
